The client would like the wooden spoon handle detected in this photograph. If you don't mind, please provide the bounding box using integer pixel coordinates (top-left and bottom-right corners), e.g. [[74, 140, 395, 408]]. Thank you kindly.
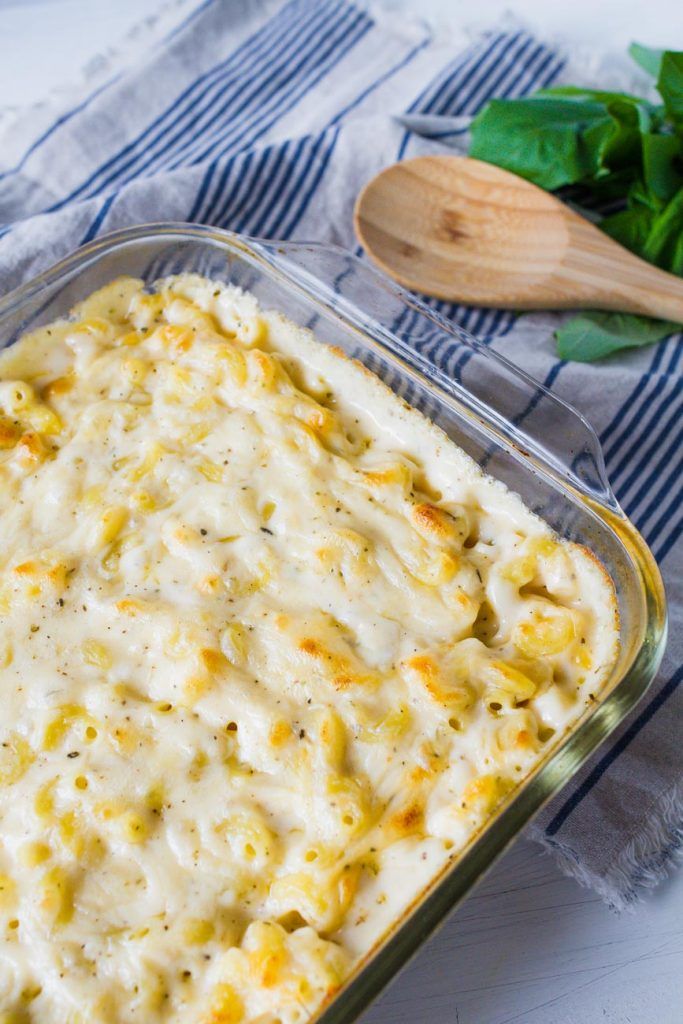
[[563, 215, 683, 324]]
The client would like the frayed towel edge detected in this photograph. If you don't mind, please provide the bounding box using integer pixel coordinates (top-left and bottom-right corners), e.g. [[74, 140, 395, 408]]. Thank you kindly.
[[533, 782, 683, 911]]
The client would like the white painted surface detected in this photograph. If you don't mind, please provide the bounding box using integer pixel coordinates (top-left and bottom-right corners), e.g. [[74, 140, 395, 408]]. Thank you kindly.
[[1, 1, 682, 1021], [2, 0, 682, 109], [0, 0, 169, 108]]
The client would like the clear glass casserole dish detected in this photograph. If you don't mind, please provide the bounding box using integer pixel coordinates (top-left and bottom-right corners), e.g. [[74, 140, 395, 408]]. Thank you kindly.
[[0, 223, 667, 1024]]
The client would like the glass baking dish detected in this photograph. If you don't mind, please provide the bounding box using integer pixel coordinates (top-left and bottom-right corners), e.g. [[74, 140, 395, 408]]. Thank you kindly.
[[0, 223, 667, 1024]]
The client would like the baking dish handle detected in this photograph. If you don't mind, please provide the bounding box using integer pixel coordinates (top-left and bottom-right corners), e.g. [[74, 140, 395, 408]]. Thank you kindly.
[[253, 238, 619, 513]]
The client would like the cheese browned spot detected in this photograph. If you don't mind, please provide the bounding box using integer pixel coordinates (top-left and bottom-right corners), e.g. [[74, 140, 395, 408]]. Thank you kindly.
[[0, 274, 618, 1023]]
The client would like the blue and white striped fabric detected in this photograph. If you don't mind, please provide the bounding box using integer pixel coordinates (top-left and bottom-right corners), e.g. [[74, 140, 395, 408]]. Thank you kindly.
[[0, 0, 680, 908]]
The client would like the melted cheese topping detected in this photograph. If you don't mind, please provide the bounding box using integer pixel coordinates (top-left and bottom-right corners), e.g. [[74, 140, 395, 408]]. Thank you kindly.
[[0, 275, 618, 1023]]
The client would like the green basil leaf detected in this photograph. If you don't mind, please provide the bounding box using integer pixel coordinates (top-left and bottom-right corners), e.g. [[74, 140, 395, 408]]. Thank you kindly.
[[601, 204, 655, 257], [642, 132, 683, 203], [469, 97, 614, 189], [627, 173, 666, 213], [600, 97, 652, 170], [539, 84, 656, 109], [629, 42, 665, 78], [641, 188, 683, 273], [470, 94, 659, 191], [555, 311, 678, 362], [602, 187, 683, 275], [538, 87, 664, 130], [588, 167, 641, 201], [657, 51, 683, 131]]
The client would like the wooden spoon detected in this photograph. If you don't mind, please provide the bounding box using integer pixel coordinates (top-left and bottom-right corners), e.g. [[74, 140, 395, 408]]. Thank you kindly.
[[354, 155, 683, 322]]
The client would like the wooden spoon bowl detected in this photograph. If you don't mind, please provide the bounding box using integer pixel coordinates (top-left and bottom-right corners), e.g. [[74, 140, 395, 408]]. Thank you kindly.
[[354, 155, 683, 322]]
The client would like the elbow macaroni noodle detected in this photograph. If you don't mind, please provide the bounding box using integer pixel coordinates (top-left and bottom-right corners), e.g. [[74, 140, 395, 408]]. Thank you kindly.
[[0, 275, 618, 1022]]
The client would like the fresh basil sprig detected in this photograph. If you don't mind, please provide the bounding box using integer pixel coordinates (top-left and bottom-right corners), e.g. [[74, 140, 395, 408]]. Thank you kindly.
[[629, 42, 665, 79], [469, 43, 683, 362]]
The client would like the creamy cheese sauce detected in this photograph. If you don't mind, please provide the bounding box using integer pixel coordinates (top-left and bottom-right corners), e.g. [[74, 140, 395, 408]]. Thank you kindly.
[[0, 275, 618, 1023]]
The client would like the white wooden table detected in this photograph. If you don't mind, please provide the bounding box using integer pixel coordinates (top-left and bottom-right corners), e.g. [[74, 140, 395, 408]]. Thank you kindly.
[[363, 839, 683, 1024], [1, 1, 682, 1020]]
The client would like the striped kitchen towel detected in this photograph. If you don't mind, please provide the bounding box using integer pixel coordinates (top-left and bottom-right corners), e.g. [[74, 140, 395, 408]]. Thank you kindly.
[[0, 0, 680, 909]]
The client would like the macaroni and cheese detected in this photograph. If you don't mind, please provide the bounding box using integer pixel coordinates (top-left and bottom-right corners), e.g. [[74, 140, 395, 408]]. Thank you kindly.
[[0, 275, 618, 1023]]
